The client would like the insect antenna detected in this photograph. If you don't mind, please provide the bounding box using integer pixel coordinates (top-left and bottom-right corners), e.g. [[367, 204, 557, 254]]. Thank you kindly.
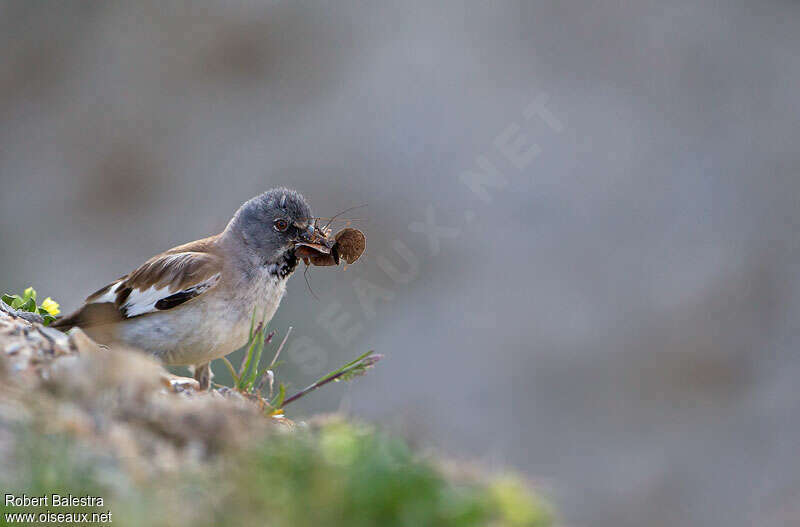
[[322, 204, 368, 231], [303, 264, 320, 301]]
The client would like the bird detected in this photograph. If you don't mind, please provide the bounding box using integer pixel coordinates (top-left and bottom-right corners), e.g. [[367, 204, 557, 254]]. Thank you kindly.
[[53, 188, 326, 389]]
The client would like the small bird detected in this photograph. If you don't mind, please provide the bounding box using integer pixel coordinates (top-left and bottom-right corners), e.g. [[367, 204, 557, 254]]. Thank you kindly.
[[54, 188, 327, 389]]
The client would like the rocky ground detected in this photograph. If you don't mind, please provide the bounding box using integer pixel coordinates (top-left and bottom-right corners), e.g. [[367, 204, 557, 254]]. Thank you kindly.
[[0, 305, 551, 527], [0, 303, 286, 478]]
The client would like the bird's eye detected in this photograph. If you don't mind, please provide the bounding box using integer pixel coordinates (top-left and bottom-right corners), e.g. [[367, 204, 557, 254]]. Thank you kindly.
[[274, 218, 289, 232]]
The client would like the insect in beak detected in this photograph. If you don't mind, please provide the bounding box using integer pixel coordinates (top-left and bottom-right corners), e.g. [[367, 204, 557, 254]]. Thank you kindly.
[[294, 227, 365, 267], [292, 221, 334, 265]]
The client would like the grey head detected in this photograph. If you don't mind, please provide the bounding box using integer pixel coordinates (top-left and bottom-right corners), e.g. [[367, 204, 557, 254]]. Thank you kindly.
[[224, 188, 318, 277]]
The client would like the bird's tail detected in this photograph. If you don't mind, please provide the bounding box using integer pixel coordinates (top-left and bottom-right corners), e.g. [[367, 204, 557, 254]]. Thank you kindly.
[[51, 303, 122, 330]]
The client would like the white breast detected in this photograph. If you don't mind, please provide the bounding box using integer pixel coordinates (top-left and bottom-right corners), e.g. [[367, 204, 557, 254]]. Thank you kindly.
[[115, 269, 289, 366], [201, 269, 288, 362], [237, 269, 288, 337]]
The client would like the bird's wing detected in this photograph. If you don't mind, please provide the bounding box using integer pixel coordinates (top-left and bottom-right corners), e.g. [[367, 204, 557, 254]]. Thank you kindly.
[[55, 241, 223, 329], [93, 251, 222, 318]]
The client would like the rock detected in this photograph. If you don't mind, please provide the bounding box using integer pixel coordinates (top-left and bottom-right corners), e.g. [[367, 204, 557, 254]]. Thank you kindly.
[[0, 306, 282, 476], [161, 373, 200, 392], [0, 309, 78, 379], [38, 324, 70, 348], [0, 300, 44, 324], [68, 327, 104, 354]]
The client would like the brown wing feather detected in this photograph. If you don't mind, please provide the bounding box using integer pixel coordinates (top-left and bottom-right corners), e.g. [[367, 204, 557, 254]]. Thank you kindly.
[[53, 236, 223, 330], [124, 251, 221, 292]]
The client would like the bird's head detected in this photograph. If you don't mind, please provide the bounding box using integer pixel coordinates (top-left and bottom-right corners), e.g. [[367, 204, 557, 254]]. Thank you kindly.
[[226, 188, 327, 268]]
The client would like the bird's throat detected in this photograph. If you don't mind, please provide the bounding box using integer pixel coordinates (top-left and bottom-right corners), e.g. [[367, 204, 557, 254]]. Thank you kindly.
[[266, 248, 299, 280]]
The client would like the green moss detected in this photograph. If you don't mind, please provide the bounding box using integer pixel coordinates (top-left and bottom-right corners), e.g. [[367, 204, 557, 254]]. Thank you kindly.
[[213, 419, 550, 527], [1, 421, 551, 527]]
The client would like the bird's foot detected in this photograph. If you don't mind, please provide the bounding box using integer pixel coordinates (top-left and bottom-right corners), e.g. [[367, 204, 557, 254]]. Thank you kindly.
[[193, 362, 213, 391]]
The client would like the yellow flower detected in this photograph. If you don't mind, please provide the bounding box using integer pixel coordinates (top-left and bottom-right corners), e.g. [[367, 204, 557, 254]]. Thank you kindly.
[[40, 297, 60, 316]]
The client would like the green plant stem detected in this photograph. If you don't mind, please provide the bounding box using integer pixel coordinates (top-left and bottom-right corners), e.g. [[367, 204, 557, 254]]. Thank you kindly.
[[282, 353, 381, 407], [268, 326, 292, 369], [281, 370, 349, 407]]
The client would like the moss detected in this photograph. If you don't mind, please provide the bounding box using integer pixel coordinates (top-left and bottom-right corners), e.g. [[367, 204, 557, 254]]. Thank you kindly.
[[0, 308, 552, 527], [1, 420, 551, 527]]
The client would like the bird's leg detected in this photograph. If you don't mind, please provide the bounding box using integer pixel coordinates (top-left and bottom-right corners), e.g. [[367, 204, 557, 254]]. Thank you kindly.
[[193, 362, 213, 391]]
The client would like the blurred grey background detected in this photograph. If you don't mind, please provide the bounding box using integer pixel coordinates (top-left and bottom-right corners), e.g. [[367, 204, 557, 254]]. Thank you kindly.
[[2, 2, 800, 526]]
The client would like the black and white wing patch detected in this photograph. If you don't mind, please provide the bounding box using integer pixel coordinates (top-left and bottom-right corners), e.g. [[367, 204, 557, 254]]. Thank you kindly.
[[87, 252, 222, 319]]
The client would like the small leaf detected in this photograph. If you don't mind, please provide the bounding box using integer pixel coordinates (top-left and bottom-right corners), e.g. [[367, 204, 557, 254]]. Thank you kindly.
[[23, 287, 36, 302], [245, 330, 267, 389], [338, 354, 382, 382], [11, 297, 24, 309], [238, 331, 260, 390], [219, 357, 239, 384], [42, 315, 56, 326], [20, 297, 37, 312], [1, 294, 16, 306], [270, 383, 286, 408], [248, 308, 257, 339], [315, 350, 374, 384]]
